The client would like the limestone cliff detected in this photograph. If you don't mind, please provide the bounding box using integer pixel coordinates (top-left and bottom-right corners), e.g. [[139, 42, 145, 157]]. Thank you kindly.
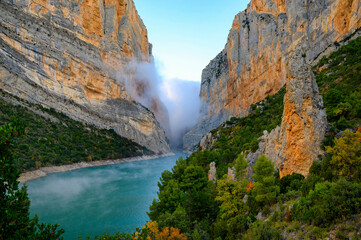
[[184, 0, 361, 151], [246, 46, 327, 177], [0, 0, 170, 153], [185, 0, 361, 177]]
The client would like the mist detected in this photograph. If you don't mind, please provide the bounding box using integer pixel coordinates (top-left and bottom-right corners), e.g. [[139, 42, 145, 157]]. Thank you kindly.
[[26, 154, 187, 238], [118, 61, 200, 149], [160, 79, 200, 148]]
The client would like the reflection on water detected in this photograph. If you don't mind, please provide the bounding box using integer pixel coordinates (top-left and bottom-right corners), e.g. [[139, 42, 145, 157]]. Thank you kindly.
[[27, 153, 186, 240]]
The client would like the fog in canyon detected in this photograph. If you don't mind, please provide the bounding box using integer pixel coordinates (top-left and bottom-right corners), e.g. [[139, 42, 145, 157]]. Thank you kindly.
[[118, 61, 200, 149]]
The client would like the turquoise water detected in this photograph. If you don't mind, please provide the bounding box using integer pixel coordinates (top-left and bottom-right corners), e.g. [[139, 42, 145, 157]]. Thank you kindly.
[[26, 153, 186, 239]]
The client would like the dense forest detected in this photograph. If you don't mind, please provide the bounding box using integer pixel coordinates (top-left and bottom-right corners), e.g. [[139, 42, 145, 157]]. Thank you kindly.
[[0, 90, 153, 171]]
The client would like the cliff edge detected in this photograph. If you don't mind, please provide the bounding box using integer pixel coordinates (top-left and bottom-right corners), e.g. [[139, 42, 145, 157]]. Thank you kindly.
[[0, 0, 170, 153], [184, 0, 361, 152]]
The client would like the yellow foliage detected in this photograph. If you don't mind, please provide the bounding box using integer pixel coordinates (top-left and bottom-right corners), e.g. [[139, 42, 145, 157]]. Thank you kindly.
[[137, 221, 187, 240], [326, 130, 361, 178]]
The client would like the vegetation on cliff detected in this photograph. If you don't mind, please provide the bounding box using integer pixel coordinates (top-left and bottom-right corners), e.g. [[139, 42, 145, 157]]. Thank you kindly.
[[2, 29, 361, 240], [0, 121, 64, 239], [192, 86, 286, 179], [0, 90, 153, 171], [314, 36, 361, 147], [141, 37, 361, 239]]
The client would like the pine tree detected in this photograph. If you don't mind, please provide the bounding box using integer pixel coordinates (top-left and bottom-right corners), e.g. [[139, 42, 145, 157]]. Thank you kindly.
[[252, 155, 280, 206]]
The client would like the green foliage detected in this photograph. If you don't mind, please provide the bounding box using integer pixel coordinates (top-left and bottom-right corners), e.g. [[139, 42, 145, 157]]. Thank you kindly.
[[326, 130, 361, 180], [279, 173, 305, 194], [292, 178, 361, 226], [147, 37, 361, 240], [314, 36, 361, 141], [242, 221, 283, 240], [0, 121, 64, 239], [0, 90, 152, 171], [148, 88, 285, 237], [215, 178, 249, 239], [192, 229, 202, 240], [191, 87, 285, 177], [234, 153, 248, 180], [252, 156, 280, 207], [158, 206, 191, 235]]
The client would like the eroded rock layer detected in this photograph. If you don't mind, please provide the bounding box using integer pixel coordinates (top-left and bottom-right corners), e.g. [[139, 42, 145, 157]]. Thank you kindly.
[[0, 0, 170, 153], [246, 46, 327, 177], [184, 0, 361, 152]]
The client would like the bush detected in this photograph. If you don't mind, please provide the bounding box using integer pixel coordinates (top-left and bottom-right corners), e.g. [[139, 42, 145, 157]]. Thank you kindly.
[[243, 221, 283, 240], [279, 173, 305, 194], [326, 130, 361, 181], [292, 179, 361, 226]]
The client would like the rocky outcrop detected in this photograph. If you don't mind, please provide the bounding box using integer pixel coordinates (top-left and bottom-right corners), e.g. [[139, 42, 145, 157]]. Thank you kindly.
[[0, 0, 170, 153], [184, 0, 361, 151], [227, 167, 237, 182], [247, 46, 327, 177], [208, 162, 217, 182]]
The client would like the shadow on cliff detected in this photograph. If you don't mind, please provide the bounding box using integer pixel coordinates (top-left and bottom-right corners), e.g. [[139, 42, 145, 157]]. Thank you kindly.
[[117, 61, 200, 149]]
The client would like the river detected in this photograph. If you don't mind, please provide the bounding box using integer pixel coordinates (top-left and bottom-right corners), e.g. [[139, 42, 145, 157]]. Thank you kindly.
[[26, 153, 187, 239]]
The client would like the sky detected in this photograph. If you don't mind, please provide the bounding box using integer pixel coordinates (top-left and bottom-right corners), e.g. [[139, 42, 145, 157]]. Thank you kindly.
[[134, 0, 249, 82]]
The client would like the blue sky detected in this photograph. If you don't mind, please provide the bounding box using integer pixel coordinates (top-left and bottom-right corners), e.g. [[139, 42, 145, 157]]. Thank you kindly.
[[134, 0, 249, 82]]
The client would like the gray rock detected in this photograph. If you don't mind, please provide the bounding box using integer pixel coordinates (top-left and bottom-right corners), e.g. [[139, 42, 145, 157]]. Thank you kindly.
[[0, 0, 170, 153], [184, 0, 361, 151], [208, 162, 217, 182]]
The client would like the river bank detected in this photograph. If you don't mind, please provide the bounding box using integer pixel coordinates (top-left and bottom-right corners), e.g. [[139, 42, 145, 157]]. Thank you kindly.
[[19, 152, 175, 183]]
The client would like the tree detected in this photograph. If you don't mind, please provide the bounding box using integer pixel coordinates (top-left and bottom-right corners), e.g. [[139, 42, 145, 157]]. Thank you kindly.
[[157, 206, 191, 234], [144, 221, 187, 240], [180, 165, 208, 192], [326, 130, 361, 180], [0, 121, 64, 239], [192, 229, 202, 240], [252, 155, 280, 207], [216, 178, 248, 220], [215, 177, 249, 239], [157, 180, 185, 215], [234, 153, 248, 180]]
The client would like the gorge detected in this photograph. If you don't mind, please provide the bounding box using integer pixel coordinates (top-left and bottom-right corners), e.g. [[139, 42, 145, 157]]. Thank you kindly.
[[1, 0, 361, 239]]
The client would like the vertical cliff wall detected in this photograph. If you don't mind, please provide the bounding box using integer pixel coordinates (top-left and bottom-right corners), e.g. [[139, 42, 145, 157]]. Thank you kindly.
[[184, 0, 361, 152], [0, 0, 170, 153]]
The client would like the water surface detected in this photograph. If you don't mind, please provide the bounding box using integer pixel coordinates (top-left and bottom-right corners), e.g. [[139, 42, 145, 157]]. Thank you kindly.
[[27, 153, 186, 239]]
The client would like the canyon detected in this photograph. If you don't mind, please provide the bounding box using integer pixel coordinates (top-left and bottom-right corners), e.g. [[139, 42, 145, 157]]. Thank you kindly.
[[185, 0, 361, 176]]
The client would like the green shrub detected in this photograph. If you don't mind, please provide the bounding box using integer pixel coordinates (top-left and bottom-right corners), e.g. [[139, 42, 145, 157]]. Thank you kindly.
[[243, 221, 283, 240], [292, 179, 361, 226]]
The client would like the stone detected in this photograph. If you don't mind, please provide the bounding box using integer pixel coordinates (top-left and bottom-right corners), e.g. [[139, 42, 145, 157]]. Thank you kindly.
[[227, 167, 237, 182], [0, 0, 170, 153], [276, 45, 327, 177], [208, 162, 217, 182], [199, 132, 217, 151], [246, 45, 327, 177], [184, 0, 361, 151]]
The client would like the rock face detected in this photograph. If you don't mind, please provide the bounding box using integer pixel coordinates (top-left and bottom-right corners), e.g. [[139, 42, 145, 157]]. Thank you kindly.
[[0, 0, 170, 153], [208, 162, 217, 182], [246, 46, 327, 177], [184, 0, 361, 151]]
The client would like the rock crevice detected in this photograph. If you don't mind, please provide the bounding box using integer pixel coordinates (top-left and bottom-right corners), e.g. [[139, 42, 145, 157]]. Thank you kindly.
[[184, 0, 361, 151]]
